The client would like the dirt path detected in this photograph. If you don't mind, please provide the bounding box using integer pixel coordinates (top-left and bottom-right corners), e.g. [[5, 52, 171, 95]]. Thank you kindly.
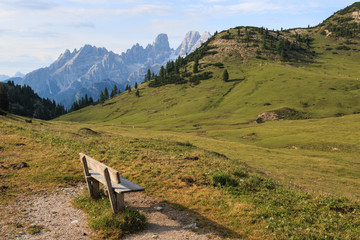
[[0, 186, 91, 240], [0, 186, 220, 240]]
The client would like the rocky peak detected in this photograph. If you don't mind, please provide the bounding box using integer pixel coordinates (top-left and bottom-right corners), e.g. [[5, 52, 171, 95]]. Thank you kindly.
[[190, 32, 212, 53], [153, 33, 171, 52], [175, 31, 211, 56]]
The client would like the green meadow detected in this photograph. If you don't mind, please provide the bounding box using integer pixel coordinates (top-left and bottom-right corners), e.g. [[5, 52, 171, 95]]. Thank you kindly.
[[2, 6, 360, 239]]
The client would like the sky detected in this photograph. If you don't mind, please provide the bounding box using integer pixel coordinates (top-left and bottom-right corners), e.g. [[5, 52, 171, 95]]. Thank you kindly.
[[0, 0, 356, 76]]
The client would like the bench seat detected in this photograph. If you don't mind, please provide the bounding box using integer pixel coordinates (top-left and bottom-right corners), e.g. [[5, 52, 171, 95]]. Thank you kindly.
[[89, 170, 144, 193]]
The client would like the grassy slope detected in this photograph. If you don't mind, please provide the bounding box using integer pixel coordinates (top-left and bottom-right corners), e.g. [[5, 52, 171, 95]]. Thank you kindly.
[[57, 20, 360, 200], [2, 114, 360, 239], [60, 31, 360, 126]]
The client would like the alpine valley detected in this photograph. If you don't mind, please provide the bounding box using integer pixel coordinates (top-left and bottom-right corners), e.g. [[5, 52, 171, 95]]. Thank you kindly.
[[1, 2, 360, 240]]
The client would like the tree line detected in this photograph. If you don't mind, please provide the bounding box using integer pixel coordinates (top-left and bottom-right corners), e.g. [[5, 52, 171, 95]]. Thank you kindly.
[[147, 56, 187, 87], [69, 84, 122, 112], [0, 81, 66, 120]]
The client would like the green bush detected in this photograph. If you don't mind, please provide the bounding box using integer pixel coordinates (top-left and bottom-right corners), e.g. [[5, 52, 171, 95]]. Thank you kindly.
[[212, 172, 238, 187]]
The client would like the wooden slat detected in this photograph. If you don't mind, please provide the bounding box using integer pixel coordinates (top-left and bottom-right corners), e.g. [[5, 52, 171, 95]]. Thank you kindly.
[[80, 153, 120, 184], [89, 170, 144, 193]]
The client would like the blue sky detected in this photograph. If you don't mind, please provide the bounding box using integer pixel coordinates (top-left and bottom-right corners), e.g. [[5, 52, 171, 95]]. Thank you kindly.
[[0, 0, 356, 76]]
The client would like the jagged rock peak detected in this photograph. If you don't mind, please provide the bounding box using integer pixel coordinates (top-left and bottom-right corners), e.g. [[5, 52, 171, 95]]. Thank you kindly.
[[77, 44, 109, 55], [175, 31, 211, 56], [200, 32, 212, 41], [153, 33, 171, 52], [190, 32, 212, 53]]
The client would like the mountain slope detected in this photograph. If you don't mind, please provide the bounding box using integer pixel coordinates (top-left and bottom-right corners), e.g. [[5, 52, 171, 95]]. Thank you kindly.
[[0, 81, 66, 119], [20, 34, 173, 108], [21, 32, 210, 108]]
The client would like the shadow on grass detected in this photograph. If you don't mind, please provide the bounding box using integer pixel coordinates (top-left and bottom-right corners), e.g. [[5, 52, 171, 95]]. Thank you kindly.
[[227, 78, 245, 82]]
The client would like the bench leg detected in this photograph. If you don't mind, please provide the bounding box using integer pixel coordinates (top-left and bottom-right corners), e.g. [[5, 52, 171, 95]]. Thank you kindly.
[[116, 193, 125, 212], [86, 177, 100, 200], [91, 179, 100, 200], [104, 168, 119, 213]]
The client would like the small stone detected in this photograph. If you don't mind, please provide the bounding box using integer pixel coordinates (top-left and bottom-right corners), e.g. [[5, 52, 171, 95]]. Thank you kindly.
[[152, 234, 158, 239], [83, 233, 87, 236], [10, 162, 29, 170], [71, 220, 79, 224], [154, 206, 163, 211], [183, 223, 198, 229]]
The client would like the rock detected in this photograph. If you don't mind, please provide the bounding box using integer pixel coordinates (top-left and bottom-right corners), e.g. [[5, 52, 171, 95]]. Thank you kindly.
[[11, 162, 29, 170], [175, 31, 212, 56], [154, 206, 163, 211], [0, 185, 9, 191], [0, 165, 8, 169], [183, 223, 198, 230], [152, 234, 159, 239], [71, 220, 79, 224], [256, 111, 279, 123]]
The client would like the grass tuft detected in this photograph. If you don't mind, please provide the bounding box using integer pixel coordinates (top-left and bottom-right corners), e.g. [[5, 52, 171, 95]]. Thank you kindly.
[[212, 172, 238, 187], [27, 224, 43, 235], [73, 191, 146, 239]]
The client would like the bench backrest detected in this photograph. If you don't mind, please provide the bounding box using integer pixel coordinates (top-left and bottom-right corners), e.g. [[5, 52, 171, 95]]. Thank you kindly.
[[80, 153, 121, 184]]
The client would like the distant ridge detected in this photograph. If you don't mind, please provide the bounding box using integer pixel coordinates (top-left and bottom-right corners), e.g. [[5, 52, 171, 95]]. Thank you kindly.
[[20, 31, 211, 108]]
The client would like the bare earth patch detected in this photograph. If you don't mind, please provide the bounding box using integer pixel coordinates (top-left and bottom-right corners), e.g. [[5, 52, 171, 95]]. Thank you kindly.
[[0, 186, 220, 240], [0, 186, 91, 239], [124, 192, 220, 240]]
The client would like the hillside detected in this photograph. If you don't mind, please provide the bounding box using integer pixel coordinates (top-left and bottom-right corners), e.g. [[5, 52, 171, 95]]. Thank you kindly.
[[59, 5, 360, 126], [56, 3, 360, 199], [0, 81, 66, 120]]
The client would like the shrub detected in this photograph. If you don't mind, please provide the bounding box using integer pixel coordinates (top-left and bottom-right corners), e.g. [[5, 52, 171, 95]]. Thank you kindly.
[[212, 172, 238, 187]]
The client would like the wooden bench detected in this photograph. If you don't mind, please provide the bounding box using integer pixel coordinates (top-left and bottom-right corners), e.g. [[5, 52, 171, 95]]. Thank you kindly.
[[80, 153, 144, 213]]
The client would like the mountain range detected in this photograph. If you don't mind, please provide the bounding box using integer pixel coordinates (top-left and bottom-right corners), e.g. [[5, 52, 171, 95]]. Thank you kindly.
[[19, 31, 211, 108], [0, 72, 24, 82]]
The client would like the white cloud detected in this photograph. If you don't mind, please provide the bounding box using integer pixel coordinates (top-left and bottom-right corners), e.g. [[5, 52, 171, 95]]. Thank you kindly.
[[68, 22, 96, 28], [0, 0, 57, 10]]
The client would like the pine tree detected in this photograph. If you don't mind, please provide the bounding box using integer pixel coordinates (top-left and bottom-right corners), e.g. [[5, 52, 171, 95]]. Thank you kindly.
[[84, 94, 89, 105], [135, 89, 140, 97], [134, 82, 138, 89], [193, 59, 199, 73], [104, 87, 109, 99], [222, 69, 229, 82], [0, 85, 9, 112], [99, 91, 105, 103], [110, 85, 118, 98], [159, 66, 166, 80], [147, 69, 151, 82]]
